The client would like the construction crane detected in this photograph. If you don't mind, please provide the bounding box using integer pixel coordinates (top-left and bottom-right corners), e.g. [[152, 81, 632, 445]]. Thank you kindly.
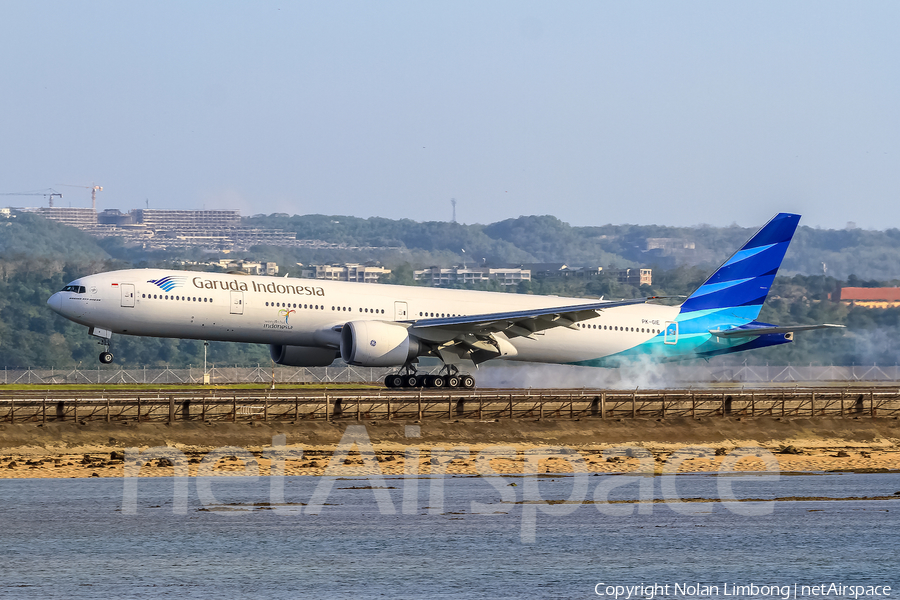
[[59, 183, 102, 210], [0, 189, 64, 207]]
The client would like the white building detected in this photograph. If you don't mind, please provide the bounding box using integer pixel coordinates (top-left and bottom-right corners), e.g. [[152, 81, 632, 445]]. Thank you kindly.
[[301, 264, 391, 283], [616, 268, 652, 286], [211, 259, 279, 276], [414, 266, 530, 287]]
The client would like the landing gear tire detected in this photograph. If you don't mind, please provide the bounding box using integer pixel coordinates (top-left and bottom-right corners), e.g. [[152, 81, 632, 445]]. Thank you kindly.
[[385, 375, 404, 388], [446, 375, 460, 388], [430, 375, 445, 388], [460, 375, 475, 389], [403, 375, 419, 388], [99, 351, 114, 364]]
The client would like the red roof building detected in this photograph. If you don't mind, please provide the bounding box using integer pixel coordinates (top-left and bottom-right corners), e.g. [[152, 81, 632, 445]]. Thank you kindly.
[[838, 287, 900, 307]]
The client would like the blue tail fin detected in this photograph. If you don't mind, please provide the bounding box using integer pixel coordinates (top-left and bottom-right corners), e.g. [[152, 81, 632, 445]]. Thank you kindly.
[[679, 212, 800, 323]]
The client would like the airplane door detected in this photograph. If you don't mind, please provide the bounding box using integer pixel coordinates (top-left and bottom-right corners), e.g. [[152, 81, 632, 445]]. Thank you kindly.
[[664, 321, 678, 345], [394, 301, 408, 321], [230, 291, 244, 315], [121, 284, 135, 308]]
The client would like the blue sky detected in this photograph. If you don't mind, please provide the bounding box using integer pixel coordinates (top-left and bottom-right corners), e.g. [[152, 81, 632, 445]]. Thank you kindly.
[[1, 1, 898, 229]]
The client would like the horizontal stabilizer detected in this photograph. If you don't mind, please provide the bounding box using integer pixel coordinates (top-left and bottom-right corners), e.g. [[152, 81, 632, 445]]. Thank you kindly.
[[709, 323, 845, 338]]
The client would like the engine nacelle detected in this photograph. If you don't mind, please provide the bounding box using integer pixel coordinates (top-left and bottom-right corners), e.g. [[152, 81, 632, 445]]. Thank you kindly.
[[269, 344, 339, 367], [340, 321, 421, 367]]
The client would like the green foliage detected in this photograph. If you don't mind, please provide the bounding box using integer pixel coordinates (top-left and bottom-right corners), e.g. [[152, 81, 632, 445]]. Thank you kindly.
[[483, 215, 639, 267], [0, 212, 110, 261], [381, 263, 417, 286], [782, 227, 900, 280], [246, 214, 537, 266]]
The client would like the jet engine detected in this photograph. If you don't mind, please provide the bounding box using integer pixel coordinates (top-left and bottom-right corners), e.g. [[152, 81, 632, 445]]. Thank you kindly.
[[269, 344, 339, 367], [340, 321, 421, 367]]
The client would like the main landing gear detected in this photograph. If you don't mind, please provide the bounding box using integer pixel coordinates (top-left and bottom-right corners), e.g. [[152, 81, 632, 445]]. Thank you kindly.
[[384, 364, 475, 389]]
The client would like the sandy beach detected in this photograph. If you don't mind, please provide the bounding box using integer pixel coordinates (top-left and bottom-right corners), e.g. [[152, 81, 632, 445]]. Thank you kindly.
[[2, 416, 899, 479]]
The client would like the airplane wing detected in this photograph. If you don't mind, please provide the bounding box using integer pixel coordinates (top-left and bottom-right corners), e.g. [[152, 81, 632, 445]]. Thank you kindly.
[[409, 297, 662, 337], [709, 323, 845, 338], [404, 296, 665, 365]]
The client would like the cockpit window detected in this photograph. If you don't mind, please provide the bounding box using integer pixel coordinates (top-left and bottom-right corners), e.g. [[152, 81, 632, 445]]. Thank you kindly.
[[62, 285, 86, 294]]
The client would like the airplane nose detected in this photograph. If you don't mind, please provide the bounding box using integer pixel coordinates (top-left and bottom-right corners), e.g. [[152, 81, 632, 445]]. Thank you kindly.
[[47, 292, 62, 315]]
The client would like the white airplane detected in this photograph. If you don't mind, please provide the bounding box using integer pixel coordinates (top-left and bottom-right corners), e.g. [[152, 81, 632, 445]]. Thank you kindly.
[[47, 213, 841, 388]]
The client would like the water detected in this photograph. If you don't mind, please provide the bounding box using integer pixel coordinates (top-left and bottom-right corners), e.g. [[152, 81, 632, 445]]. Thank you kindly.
[[1, 473, 899, 599]]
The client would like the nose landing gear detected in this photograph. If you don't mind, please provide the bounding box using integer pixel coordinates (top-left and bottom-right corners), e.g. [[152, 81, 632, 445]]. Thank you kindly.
[[98, 336, 114, 363], [89, 327, 114, 364]]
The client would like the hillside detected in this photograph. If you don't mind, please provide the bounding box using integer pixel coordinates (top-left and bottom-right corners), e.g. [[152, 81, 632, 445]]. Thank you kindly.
[[245, 213, 900, 280], [0, 212, 110, 261]]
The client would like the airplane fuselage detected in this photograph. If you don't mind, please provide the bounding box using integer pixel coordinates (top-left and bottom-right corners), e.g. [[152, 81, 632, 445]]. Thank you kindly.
[[48, 268, 682, 366]]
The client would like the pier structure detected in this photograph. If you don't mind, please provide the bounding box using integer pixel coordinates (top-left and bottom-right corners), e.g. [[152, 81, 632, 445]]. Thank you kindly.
[[2, 387, 899, 424]]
